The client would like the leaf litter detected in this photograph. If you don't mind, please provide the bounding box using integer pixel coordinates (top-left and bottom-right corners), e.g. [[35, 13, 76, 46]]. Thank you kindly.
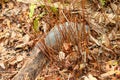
[[0, 0, 120, 80]]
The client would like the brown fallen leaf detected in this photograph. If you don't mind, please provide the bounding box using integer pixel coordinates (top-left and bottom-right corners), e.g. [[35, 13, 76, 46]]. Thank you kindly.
[[59, 51, 65, 61], [63, 42, 72, 51], [9, 57, 17, 65], [79, 63, 86, 70], [102, 34, 110, 47], [111, 3, 118, 12], [23, 34, 30, 43], [66, 51, 78, 62], [84, 74, 97, 80], [16, 55, 24, 62], [8, 2, 14, 9], [0, 61, 5, 69], [100, 70, 120, 78]]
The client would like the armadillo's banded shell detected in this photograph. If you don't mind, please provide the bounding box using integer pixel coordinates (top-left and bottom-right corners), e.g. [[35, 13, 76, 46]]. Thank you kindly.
[[45, 22, 88, 50]]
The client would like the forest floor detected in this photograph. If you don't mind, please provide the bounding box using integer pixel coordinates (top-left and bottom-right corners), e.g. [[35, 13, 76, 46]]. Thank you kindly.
[[0, 0, 120, 80]]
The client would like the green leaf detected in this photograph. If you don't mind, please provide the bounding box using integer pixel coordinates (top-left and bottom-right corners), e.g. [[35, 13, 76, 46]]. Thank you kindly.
[[29, 4, 36, 18], [33, 18, 39, 32], [4, 0, 9, 3], [48, 0, 51, 3], [99, 0, 106, 6], [39, 12, 46, 18], [50, 6, 58, 13]]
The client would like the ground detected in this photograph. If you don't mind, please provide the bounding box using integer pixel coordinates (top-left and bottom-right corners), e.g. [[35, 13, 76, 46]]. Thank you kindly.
[[0, 0, 120, 80]]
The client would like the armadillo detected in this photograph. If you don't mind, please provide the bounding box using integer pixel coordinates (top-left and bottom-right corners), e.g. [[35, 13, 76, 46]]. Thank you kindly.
[[33, 22, 89, 53]]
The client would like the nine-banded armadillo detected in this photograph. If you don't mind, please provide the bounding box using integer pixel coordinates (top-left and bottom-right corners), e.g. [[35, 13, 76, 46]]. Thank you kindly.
[[33, 22, 89, 53]]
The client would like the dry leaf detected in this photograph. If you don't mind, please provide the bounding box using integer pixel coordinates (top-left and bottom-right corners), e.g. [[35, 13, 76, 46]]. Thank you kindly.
[[0, 61, 5, 69], [108, 60, 118, 66], [102, 34, 110, 47], [59, 51, 65, 61], [84, 76, 89, 80], [63, 42, 72, 51], [79, 63, 86, 70], [15, 43, 26, 49], [11, 31, 16, 38], [106, 13, 115, 23], [89, 34, 100, 46], [35, 76, 44, 80], [6, 19, 11, 27], [9, 57, 17, 65], [17, 62, 22, 69], [106, 60, 118, 71], [17, 0, 38, 4], [100, 70, 117, 78], [23, 34, 30, 43], [84, 74, 97, 80], [66, 52, 78, 62], [108, 30, 116, 40], [0, 43, 6, 53], [111, 3, 117, 12], [16, 55, 24, 62], [41, 21, 49, 33], [8, 2, 14, 9], [99, 14, 105, 23], [88, 74, 97, 80]]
